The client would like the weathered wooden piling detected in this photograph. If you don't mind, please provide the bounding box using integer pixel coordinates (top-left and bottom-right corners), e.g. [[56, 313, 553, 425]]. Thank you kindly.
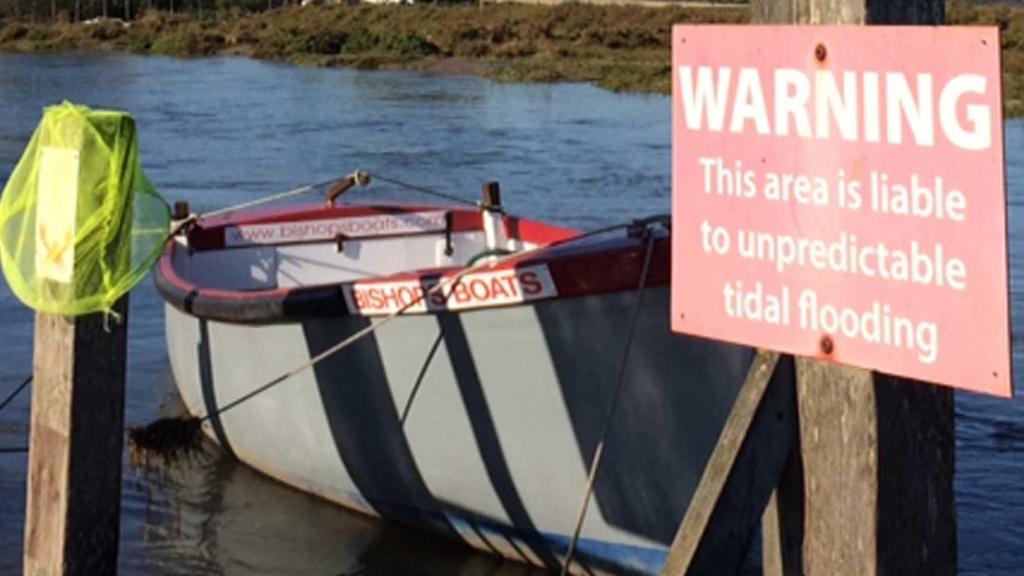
[[24, 296, 129, 576], [5, 103, 170, 576], [755, 1, 956, 574]]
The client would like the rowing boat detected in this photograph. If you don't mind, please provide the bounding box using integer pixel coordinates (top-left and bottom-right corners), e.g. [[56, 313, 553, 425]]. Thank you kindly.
[[155, 176, 753, 575]]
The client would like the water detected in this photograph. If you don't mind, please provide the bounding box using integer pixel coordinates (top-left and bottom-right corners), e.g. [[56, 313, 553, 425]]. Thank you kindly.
[[0, 53, 1019, 574]]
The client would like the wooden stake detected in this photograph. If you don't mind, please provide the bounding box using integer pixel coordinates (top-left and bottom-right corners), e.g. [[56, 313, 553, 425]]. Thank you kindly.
[[761, 441, 803, 576], [660, 351, 797, 576], [790, 362, 955, 575], [24, 296, 129, 576]]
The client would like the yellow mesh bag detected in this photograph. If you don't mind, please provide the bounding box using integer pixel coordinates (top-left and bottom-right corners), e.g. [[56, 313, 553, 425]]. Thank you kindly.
[[0, 102, 170, 316]]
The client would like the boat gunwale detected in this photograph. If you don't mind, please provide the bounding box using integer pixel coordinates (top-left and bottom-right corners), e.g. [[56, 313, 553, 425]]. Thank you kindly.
[[155, 202, 669, 324]]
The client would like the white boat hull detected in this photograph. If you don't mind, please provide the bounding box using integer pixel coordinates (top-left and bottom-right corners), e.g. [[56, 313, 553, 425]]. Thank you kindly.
[[165, 287, 753, 575]]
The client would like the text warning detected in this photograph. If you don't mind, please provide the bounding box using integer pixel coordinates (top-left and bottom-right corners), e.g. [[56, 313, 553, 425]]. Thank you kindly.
[[670, 25, 1011, 396]]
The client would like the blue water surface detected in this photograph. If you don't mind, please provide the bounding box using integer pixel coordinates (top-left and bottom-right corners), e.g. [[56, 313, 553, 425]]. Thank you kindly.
[[0, 53, 1018, 574]]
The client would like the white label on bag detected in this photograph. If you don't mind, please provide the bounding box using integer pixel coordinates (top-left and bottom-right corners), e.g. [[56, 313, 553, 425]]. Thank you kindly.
[[35, 146, 80, 284]]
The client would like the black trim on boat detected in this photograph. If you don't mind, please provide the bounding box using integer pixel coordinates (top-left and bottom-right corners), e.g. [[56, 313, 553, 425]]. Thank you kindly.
[[154, 270, 350, 324]]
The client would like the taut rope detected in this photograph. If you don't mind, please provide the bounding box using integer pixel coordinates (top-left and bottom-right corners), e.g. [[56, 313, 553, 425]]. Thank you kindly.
[[188, 169, 480, 224], [363, 172, 481, 209], [558, 229, 658, 576], [0, 375, 31, 414], [0, 376, 33, 456]]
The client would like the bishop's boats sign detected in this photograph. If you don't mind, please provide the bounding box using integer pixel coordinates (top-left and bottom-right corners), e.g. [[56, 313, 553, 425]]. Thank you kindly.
[[670, 25, 1011, 397]]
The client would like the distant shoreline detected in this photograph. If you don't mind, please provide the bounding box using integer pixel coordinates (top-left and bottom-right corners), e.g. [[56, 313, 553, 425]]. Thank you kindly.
[[0, 2, 1021, 116]]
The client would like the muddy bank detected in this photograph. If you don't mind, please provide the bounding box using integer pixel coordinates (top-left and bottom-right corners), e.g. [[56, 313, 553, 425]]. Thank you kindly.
[[0, 4, 742, 94], [0, 2, 1022, 114]]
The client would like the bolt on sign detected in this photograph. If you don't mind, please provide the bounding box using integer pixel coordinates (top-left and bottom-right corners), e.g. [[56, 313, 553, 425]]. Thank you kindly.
[[670, 26, 1011, 397]]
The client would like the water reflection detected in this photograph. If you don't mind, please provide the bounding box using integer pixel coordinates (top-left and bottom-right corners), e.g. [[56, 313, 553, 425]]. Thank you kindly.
[[123, 437, 539, 576]]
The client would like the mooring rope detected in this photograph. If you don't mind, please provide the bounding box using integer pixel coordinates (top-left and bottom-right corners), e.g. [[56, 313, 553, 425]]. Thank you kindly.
[[0, 377, 33, 455], [186, 169, 480, 226], [197, 177, 343, 220], [180, 221, 634, 427], [0, 376, 31, 415], [363, 172, 480, 208], [559, 229, 658, 576], [160, 170, 481, 264]]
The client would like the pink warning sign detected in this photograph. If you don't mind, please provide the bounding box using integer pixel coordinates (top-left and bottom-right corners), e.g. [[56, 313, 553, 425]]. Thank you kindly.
[[670, 25, 1011, 397]]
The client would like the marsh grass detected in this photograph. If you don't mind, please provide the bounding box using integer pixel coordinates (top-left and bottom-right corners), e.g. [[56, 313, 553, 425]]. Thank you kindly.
[[1, 2, 1022, 115]]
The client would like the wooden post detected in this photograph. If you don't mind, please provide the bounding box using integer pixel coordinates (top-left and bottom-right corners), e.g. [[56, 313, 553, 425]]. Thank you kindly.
[[660, 351, 798, 576], [750, 2, 957, 575], [761, 442, 803, 576], [24, 296, 129, 576], [481, 181, 502, 209], [790, 363, 955, 574]]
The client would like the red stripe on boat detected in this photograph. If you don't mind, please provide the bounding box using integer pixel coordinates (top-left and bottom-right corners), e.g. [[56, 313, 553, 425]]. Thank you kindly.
[[155, 203, 670, 322]]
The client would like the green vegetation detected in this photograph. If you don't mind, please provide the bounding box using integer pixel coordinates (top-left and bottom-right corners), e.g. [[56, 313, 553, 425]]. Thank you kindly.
[[948, 0, 1024, 116], [0, 2, 1023, 115]]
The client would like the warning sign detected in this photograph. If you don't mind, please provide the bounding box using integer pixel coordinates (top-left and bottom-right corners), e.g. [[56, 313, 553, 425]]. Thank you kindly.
[[670, 25, 1011, 396]]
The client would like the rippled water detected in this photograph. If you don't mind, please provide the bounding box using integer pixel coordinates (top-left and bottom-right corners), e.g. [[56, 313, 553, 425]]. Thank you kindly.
[[0, 53, 1020, 575]]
